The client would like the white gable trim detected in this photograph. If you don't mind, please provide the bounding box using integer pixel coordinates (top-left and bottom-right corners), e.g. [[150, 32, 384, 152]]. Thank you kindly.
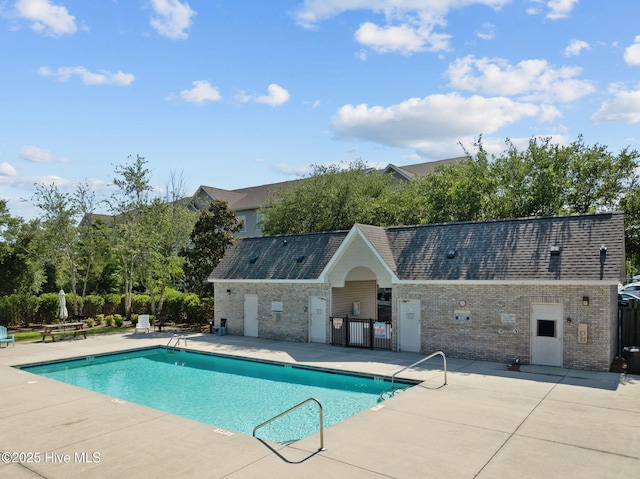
[[319, 224, 399, 284]]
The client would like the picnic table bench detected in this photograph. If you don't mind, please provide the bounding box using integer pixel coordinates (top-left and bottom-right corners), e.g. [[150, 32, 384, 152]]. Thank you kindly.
[[40, 322, 89, 342]]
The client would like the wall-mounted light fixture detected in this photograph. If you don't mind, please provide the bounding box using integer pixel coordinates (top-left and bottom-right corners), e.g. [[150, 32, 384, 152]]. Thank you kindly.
[[582, 296, 589, 306]]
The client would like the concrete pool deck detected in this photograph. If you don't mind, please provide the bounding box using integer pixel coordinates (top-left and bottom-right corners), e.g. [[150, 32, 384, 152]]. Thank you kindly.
[[1, 332, 639, 478]]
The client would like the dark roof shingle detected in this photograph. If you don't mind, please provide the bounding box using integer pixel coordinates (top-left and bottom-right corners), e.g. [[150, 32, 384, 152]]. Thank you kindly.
[[209, 231, 348, 281]]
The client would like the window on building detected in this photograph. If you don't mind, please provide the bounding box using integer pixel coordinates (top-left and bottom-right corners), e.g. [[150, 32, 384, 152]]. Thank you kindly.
[[237, 215, 246, 232], [256, 213, 265, 231]]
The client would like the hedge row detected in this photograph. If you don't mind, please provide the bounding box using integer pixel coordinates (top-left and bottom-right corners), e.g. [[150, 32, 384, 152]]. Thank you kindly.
[[0, 292, 214, 328]]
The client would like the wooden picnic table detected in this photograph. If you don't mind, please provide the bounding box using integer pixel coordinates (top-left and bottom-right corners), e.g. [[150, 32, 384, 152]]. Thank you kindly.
[[40, 322, 89, 342]]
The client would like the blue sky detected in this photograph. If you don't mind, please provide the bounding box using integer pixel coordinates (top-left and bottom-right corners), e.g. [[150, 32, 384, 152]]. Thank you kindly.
[[1, 0, 640, 220]]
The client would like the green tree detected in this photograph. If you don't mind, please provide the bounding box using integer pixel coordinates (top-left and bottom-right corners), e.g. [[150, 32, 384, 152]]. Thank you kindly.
[[181, 200, 242, 296], [486, 137, 567, 218], [562, 136, 638, 213], [403, 145, 490, 224], [260, 159, 400, 235], [108, 154, 153, 318], [31, 183, 82, 315], [137, 196, 197, 314], [0, 201, 43, 295]]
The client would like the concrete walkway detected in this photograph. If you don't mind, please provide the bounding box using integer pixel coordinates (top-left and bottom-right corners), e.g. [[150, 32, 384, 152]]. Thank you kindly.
[[1, 332, 639, 478]]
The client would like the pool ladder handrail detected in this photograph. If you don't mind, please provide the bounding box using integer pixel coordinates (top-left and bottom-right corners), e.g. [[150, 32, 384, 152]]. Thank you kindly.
[[252, 397, 325, 451], [167, 334, 187, 349], [385, 350, 447, 396]]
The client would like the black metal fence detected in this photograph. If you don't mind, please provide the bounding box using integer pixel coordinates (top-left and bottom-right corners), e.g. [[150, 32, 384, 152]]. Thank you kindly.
[[330, 316, 392, 351]]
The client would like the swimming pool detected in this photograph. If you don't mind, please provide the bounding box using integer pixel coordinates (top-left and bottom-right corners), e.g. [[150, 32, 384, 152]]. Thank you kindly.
[[19, 346, 416, 443]]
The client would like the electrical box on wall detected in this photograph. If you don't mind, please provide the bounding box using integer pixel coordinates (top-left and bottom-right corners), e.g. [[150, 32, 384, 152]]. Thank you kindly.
[[271, 301, 283, 321], [578, 323, 588, 344]]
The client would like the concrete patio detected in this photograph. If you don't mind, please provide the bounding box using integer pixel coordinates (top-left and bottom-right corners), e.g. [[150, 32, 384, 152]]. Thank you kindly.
[[1, 332, 639, 478]]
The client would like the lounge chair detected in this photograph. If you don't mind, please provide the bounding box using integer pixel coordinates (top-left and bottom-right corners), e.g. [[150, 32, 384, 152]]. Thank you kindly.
[[0, 326, 15, 348], [135, 314, 150, 333]]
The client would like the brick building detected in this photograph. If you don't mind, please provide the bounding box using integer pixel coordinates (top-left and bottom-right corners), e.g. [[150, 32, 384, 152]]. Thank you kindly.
[[208, 212, 625, 371]]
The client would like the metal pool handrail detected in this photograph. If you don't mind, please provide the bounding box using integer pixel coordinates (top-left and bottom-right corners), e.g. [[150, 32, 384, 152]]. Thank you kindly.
[[166, 334, 187, 349], [390, 350, 448, 389], [252, 397, 325, 451]]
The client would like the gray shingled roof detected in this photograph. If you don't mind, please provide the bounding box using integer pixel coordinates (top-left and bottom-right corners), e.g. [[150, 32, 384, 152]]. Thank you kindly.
[[386, 212, 624, 281], [208, 212, 624, 282], [209, 231, 349, 281]]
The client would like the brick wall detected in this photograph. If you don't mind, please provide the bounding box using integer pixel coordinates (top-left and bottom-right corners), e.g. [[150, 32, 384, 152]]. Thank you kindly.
[[394, 283, 617, 371], [214, 281, 617, 371], [213, 282, 330, 342]]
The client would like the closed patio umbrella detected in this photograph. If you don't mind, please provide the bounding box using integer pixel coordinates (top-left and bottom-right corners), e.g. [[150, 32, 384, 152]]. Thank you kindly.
[[58, 289, 68, 320]]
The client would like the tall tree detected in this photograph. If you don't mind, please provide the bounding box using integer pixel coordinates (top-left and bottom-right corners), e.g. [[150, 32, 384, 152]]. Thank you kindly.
[[31, 183, 82, 315], [108, 154, 152, 318], [182, 200, 242, 296], [260, 159, 399, 235]]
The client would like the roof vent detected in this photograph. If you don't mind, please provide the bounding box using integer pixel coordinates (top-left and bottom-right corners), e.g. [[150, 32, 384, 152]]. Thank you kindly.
[[296, 255, 305, 263], [446, 249, 456, 259], [550, 245, 562, 256], [283, 240, 288, 246], [249, 254, 259, 264]]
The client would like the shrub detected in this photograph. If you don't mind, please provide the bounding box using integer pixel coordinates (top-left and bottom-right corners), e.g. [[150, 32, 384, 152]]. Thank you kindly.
[[104, 294, 123, 316], [0, 294, 34, 326], [113, 314, 124, 327], [162, 289, 185, 322], [37, 293, 60, 323], [86, 318, 95, 328], [95, 314, 104, 326], [131, 294, 150, 314], [83, 295, 105, 317], [105, 315, 114, 327]]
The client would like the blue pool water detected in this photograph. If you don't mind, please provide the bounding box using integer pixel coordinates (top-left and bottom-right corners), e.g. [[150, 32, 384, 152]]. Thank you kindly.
[[20, 347, 415, 443]]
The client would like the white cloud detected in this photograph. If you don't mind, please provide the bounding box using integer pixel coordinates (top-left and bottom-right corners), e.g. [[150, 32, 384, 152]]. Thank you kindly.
[[0, 162, 17, 177], [233, 89, 253, 104], [331, 93, 554, 157], [446, 55, 594, 102], [293, 1, 508, 54], [624, 36, 640, 66], [149, 0, 196, 40], [38, 66, 135, 86], [255, 84, 291, 106], [565, 39, 589, 57], [177, 80, 222, 104], [591, 89, 640, 124], [293, 1, 510, 28], [13, 0, 77, 36], [19, 145, 69, 163], [355, 21, 451, 54], [546, 0, 578, 20], [526, 0, 578, 20], [476, 22, 495, 40]]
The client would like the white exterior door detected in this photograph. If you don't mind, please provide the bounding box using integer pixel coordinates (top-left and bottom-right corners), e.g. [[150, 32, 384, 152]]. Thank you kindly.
[[399, 299, 421, 352], [308, 297, 327, 343], [530, 303, 563, 367], [243, 294, 258, 337]]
